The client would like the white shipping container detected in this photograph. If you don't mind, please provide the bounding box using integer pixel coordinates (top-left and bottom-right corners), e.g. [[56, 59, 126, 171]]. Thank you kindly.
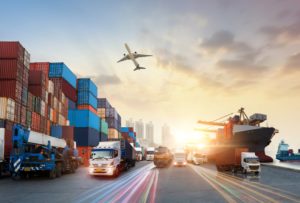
[[49, 108, 53, 122], [61, 93, 66, 105], [45, 91, 48, 104], [54, 97, 58, 110], [41, 101, 46, 117], [0, 97, 15, 121], [0, 128, 4, 161], [59, 102, 62, 114], [48, 80, 54, 94]]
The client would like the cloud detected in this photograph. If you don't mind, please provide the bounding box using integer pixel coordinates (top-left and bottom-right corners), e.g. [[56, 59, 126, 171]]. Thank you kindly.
[[200, 30, 254, 57], [260, 20, 300, 45], [93, 74, 122, 86], [217, 59, 269, 77], [283, 52, 300, 73]]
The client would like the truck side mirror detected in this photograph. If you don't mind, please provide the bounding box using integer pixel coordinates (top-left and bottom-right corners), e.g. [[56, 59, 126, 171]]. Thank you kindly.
[[114, 151, 118, 157]]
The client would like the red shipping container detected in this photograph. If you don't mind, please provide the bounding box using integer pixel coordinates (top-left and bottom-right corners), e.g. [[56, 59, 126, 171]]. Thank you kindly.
[[31, 112, 41, 132], [77, 146, 92, 167], [77, 105, 97, 115], [48, 93, 54, 108], [27, 92, 33, 111], [28, 85, 46, 101], [50, 78, 77, 102], [0, 41, 24, 60], [62, 126, 74, 148], [20, 105, 27, 126], [0, 59, 23, 81], [0, 80, 22, 103], [46, 120, 51, 135], [30, 62, 49, 89], [22, 66, 29, 87], [14, 102, 21, 124], [29, 70, 46, 87]]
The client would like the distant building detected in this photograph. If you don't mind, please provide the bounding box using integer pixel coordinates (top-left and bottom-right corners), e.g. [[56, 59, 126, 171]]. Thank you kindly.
[[135, 119, 144, 140], [126, 118, 134, 128], [146, 121, 154, 146], [162, 124, 173, 147]]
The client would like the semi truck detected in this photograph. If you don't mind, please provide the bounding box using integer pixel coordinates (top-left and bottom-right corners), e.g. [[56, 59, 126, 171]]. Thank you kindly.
[[154, 146, 173, 168], [215, 147, 260, 174], [89, 139, 136, 177], [145, 147, 155, 161], [10, 124, 79, 179]]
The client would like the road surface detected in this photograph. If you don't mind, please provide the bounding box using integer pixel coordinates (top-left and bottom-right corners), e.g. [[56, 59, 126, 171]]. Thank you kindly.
[[0, 161, 300, 203]]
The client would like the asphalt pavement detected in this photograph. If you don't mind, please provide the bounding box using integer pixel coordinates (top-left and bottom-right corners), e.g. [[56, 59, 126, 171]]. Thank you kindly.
[[1, 161, 300, 203]]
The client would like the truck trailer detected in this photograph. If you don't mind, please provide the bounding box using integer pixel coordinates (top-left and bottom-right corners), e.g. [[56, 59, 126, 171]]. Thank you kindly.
[[10, 124, 79, 179], [0, 128, 9, 177], [89, 139, 136, 177]]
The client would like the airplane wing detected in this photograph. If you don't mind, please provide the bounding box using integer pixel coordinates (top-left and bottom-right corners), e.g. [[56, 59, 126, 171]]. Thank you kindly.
[[134, 54, 152, 59], [117, 55, 130, 63]]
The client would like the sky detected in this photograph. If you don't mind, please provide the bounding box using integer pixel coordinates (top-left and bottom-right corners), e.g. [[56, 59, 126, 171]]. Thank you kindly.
[[1, 0, 300, 152]]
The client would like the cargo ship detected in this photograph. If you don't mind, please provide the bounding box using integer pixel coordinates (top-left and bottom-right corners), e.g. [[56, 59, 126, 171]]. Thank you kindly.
[[198, 108, 277, 162], [276, 140, 300, 161]]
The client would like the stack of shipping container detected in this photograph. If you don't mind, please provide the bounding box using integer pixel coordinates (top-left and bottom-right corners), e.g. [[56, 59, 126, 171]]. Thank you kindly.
[[0, 41, 130, 167], [121, 127, 137, 147], [0, 42, 29, 160], [97, 98, 121, 139]]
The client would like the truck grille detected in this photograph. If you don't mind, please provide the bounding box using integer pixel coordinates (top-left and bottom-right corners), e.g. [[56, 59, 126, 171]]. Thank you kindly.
[[249, 165, 259, 170]]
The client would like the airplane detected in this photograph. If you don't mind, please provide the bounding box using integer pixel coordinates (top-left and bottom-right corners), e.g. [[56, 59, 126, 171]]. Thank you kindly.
[[117, 43, 152, 71]]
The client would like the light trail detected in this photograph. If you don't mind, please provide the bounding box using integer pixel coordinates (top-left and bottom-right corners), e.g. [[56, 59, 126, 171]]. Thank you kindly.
[[190, 164, 300, 203]]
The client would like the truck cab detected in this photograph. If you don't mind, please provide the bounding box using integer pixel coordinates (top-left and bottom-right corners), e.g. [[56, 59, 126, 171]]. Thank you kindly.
[[146, 147, 155, 161], [241, 152, 260, 174], [192, 153, 208, 165], [89, 140, 136, 177], [89, 145, 120, 177], [173, 151, 187, 166]]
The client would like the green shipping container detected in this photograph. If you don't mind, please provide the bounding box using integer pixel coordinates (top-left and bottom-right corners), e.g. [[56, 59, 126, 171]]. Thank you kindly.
[[100, 118, 108, 135]]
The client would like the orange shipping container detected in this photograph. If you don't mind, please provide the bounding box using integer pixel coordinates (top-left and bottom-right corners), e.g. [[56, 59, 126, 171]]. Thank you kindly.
[[77, 146, 93, 167], [77, 104, 97, 115]]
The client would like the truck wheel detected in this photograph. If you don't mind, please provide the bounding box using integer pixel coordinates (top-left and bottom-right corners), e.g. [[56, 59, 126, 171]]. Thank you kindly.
[[56, 163, 62, 178], [49, 168, 56, 179], [114, 168, 119, 177]]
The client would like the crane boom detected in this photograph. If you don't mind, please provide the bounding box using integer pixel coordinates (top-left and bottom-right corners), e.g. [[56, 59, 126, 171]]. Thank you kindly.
[[197, 120, 226, 126]]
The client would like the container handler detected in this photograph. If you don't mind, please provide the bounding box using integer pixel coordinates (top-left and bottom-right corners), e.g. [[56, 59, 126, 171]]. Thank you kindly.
[[10, 124, 79, 179]]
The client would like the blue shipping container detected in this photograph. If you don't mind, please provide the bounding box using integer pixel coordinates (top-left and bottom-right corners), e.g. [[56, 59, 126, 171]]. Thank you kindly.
[[51, 125, 62, 138], [97, 98, 112, 109], [68, 109, 100, 131], [74, 127, 100, 146], [100, 132, 108, 141], [121, 127, 130, 133], [77, 91, 97, 109], [68, 99, 76, 110], [49, 63, 77, 88], [105, 107, 118, 118], [77, 78, 98, 97], [106, 117, 119, 129]]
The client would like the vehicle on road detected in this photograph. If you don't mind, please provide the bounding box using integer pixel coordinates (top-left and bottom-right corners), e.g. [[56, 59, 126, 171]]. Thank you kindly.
[[135, 147, 143, 161], [10, 124, 79, 180], [89, 139, 136, 177], [154, 146, 173, 168], [0, 128, 9, 177], [215, 147, 260, 174], [192, 153, 208, 165], [173, 151, 187, 166], [146, 147, 155, 161]]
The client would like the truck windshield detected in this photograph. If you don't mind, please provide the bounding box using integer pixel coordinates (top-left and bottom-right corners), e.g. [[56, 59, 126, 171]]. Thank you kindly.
[[245, 158, 259, 163], [147, 151, 154, 154], [91, 149, 114, 159]]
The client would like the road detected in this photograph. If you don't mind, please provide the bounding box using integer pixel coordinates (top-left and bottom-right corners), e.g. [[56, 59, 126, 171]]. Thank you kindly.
[[0, 161, 300, 203]]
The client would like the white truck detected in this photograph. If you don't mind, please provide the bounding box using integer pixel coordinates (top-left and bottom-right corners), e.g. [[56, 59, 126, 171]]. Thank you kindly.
[[145, 147, 155, 161], [241, 152, 261, 174], [192, 152, 208, 165], [135, 147, 143, 161], [173, 151, 187, 166], [89, 140, 136, 177]]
